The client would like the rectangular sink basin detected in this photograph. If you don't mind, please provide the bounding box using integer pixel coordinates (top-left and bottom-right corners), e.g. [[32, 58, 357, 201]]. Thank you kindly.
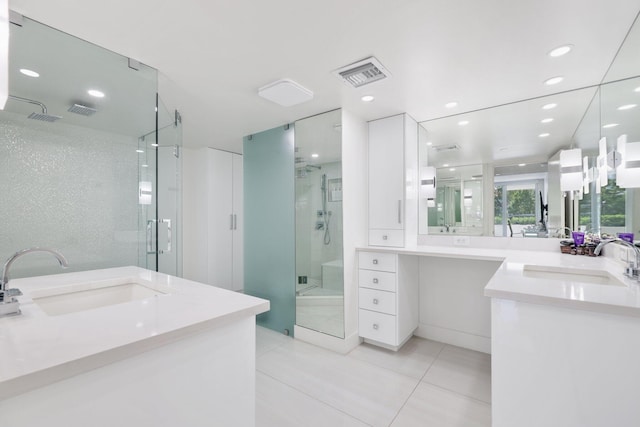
[[30, 278, 167, 316], [522, 265, 626, 286]]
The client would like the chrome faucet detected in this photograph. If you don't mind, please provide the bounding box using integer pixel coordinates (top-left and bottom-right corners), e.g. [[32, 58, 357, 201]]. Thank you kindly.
[[0, 247, 68, 317], [594, 239, 640, 280]]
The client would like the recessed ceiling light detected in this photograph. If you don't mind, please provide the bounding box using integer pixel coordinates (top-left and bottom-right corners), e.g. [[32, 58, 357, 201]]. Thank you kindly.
[[88, 89, 105, 98], [361, 95, 375, 102], [19, 68, 39, 77], [426, 141, 433, 146], [635, 87, 640, 93], [311, 153, 319, 158], [136, 149, 144, 153], [539, 133, 550, 138], [544, 76, 564, 85], [141, 164, 149, 168], [542, 103, 557, 110], [618, 104, 637, 110], [151, 143, 159, 147], [449, 168, 456, 171], [541, 118, 554, 123], [443, 164, 449, 167], [548, 45, 573, 57], [602, 123, 619, 129], [445, 102, 458, 109], [458, 120, 469, 126], [518, 163, 526, 167]]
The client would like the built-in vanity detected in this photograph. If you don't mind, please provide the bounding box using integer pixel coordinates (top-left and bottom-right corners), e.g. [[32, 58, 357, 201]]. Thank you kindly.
[[356, 241, 640, 426], [0, 267, 269, 427]]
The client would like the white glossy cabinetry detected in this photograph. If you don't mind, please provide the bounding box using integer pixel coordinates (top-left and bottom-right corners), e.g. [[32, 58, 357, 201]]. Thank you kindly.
[[358, 251, 419, 350], [367, 114, 418, 247], [207, 149, 243, 291]]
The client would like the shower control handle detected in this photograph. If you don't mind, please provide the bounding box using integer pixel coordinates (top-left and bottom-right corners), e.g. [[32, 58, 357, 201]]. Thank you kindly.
[[372, 324, 379, 330], [372, 259, 378, 265], [373, 298, 379, 305], [373, 278, 379, 284]]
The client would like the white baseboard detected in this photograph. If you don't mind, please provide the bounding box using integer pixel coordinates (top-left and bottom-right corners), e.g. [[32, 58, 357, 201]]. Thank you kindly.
[[294, 325, 362, 354], [415, 323, 491, 354]]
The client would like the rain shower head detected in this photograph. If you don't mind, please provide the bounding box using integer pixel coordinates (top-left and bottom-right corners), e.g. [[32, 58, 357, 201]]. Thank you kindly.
[[9, 95, 62, 122], [68, 103, 97, 116], [28, 112, 62, 122]]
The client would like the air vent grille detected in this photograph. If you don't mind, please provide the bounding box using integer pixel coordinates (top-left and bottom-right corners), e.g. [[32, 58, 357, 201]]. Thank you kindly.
[[334, 57, 390, 88]]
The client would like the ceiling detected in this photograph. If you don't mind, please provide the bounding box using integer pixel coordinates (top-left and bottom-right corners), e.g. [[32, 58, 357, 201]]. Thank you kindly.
[[9, 0, 640, 153]]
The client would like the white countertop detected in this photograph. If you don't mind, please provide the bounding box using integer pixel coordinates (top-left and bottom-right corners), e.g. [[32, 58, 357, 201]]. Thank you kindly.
[[358, 245, 640, 318], [0, 266, 269, 400]]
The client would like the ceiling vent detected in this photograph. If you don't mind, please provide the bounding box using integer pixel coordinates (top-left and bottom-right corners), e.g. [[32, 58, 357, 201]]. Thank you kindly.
[[432, 144, 460, 152], [333, 57, 390, 88], [68, 103, 97, 116], [258, 79, 313, 107]]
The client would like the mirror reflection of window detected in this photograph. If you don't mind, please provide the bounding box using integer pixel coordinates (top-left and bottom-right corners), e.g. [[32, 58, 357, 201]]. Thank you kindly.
[[578, 182, 626, 235], [494, 180, 545, 237]]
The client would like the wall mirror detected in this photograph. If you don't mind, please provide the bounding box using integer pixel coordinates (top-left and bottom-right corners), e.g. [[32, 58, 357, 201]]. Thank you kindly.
[[419, 13, 640, 238], [294, 109, 344, 338]]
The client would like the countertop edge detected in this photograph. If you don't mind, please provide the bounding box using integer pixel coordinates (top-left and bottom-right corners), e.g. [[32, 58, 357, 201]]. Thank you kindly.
[[0, 300, 269, 401]]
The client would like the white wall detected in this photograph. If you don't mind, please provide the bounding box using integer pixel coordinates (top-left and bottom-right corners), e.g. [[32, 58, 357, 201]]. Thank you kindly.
[[416, 257, 501, 353], [341, 110, 368, 348], [181, 147, 209, 283]]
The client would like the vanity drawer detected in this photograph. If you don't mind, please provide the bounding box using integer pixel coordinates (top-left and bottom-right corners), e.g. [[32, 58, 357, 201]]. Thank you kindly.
[[359, 288, 396, 315], [358, 269, 396, 292], [358, 251, 397, 273], [369, 229, 404, 247], [359, 309, 396, 345]]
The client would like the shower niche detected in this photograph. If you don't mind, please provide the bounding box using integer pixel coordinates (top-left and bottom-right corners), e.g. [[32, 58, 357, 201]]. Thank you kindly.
[[295, 109, 344, 338]]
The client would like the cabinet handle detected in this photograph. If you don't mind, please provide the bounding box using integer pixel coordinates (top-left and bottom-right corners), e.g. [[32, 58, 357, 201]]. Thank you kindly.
[[398, 200, 402, 224], [233, 214, 237, 230], [373, 324, 379, 330], [373, 278, 379, 284], [230, 214, 234, 230], [382, 235, 388, 240], [373, 298, 379, 305], [373, 259, 378, 265]]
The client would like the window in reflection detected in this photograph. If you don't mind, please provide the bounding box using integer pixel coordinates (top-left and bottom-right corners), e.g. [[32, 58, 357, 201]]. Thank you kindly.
[[578, 182, 626, 234], [494, 179, 545, 237]]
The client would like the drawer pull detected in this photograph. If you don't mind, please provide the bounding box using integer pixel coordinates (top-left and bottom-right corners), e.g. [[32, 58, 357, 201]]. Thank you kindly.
[[373, 298, 379, 305], [373, 278, 379, 284], [382, 235, 388, 240], [373, 323, 379, 330], [372, 259, 378, 265]]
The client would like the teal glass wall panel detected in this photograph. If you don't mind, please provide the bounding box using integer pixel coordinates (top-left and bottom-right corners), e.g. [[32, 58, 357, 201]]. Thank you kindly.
[[243, 125, 295, 335]]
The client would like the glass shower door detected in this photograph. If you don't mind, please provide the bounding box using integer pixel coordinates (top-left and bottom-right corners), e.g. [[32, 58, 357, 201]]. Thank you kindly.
[[139, 104, 182, 276]]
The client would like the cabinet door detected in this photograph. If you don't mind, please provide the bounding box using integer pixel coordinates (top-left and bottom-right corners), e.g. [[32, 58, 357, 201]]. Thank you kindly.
[[207, 149, 234, 290], [368, 115, 404, 230], [232, 153, 244, 291]]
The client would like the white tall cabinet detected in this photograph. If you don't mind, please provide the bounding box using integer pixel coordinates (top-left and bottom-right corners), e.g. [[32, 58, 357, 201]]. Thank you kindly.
[[207, 148, 243, 291], [368, 114, 418, 247], [183, 147, 243, 291]]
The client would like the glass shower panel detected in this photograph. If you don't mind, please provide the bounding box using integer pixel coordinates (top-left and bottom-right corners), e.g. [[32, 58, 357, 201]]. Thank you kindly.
[[294, 109, 344, 339], [244, 125, 296, 335], [0, 15, 158, 278]]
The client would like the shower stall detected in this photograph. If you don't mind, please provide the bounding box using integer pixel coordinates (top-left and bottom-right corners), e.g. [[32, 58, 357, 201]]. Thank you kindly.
[[0, 15, 182, 279], [294, 110, 344, 338]]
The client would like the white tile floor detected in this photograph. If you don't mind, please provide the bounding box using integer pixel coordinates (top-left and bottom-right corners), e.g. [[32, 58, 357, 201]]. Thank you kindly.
[[256, 326, 492, 427]]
